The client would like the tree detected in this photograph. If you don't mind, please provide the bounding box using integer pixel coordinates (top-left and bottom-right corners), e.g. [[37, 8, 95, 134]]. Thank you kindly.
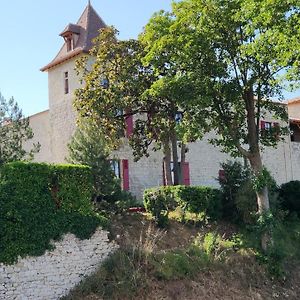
[[0, 92, 40, 164], [67, 120, 120, 202], [140, 0, 299, 250], [74, 27, 203, 185]]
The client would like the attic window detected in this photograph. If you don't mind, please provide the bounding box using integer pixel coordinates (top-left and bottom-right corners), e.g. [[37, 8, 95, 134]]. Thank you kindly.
[[66, 36, 73, 52]]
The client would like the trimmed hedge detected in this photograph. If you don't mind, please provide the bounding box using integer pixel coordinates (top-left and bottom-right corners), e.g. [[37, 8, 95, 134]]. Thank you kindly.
[[0, 162, 107, 264], [144, 186, 222, 227]]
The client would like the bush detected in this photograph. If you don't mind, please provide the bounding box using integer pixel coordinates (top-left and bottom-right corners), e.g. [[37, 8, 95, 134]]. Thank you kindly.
[[279, 180, 300, 215], [219, 161, 280, 224], [0, 162, 107, 264], [144, 186, 222, 226]]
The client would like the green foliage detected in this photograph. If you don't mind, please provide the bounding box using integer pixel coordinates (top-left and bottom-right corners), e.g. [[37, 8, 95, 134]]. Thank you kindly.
[[144, 186, 222, 227], [151, 247, 209, 280], [219, 161, 281, 224], [279, 180, 300, 215], [141, 0, 299, 219], [0, 162, 107, 264], [0, 92, 40, 164], [199, 232, 235, 261], [67, 121, 121, 203], [74, 27, 202, 170], [251, 167, 275, 192]]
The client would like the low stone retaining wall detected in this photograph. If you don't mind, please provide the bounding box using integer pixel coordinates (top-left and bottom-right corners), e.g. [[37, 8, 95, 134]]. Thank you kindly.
[[0, 228, 117, 300]]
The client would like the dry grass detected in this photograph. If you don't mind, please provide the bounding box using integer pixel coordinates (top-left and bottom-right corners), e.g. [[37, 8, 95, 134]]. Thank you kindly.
[[65, 214, 300, 300]]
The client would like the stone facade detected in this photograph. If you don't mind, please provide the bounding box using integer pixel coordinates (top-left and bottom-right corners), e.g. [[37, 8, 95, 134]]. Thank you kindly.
[[47, 57, 81, 163], [25, 3, 300, 199], [0, 228, 117, 300]]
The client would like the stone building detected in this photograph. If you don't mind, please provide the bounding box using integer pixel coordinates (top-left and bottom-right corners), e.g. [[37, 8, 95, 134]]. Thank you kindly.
[[26, 2, 300, 199]]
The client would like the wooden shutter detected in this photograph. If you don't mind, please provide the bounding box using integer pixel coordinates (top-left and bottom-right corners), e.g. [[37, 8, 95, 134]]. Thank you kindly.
[[122, 159, 130, 191], [125, 114, 134, 138], [162, 161, 166, 186], [273, 122, 280, 140], [183, 162, 190, 186], [219, 169, 226, 182]]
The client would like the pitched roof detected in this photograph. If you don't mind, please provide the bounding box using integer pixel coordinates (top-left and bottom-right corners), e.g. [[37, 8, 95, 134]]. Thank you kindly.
[[287, 96, 300, 105], [41, 3, 106, 72]]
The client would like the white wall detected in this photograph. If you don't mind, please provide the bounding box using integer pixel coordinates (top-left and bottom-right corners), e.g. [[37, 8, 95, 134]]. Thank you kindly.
[[0, 228, 117, 300]]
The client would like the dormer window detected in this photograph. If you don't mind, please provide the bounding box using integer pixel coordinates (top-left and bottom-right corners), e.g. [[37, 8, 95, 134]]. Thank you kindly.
[[66, 36, 73, 52], [59, 23, 81, 53]]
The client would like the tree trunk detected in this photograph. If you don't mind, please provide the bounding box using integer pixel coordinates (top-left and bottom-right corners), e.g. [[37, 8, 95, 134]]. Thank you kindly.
[[248, 153, 270, 213], [244, 88, 271, 252], [163, 139, 173, 186], [170, 130, 180, 185], [179, 143, 186, 185]]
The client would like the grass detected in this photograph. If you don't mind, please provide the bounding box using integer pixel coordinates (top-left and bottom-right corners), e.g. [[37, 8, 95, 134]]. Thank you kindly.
[[63, 214, 300, 300]]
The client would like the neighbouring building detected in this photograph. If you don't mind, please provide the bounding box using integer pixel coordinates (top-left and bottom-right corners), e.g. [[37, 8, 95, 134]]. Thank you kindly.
[[25, 3, 300, 199]]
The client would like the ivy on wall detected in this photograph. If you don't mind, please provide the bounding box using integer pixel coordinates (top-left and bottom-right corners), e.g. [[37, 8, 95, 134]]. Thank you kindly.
[[0, 162, 107, 264]]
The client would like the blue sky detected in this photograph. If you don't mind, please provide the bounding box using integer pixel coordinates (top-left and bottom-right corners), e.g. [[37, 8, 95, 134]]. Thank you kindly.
[[0, 0, 299, 116]]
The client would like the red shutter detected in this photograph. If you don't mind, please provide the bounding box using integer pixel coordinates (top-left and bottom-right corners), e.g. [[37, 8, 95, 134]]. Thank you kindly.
[[122, 159, 129, 191], [260, 120, 266, 129], [183, 162, 190, 186], [273, 122, 280, 140], [125, 115, 134, 138], [219, 169, 226, 182], [162, 161, 166, 186]]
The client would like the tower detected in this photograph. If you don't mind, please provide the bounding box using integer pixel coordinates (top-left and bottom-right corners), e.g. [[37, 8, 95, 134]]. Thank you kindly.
[[40, 3, 106, 162]]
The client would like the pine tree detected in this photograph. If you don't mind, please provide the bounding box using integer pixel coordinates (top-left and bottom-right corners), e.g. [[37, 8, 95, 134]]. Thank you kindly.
[[67, 120, 121, 201], [0, 92, 40, 164]]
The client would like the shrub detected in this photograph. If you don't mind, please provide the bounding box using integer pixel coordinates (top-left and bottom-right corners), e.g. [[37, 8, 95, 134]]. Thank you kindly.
[[144, 187, 177, 227], [219, 161, 280, 224], [218, 161, 250, 222], [144, 186, 222, 226], [0, 162, 107, 264], [279, 180, 300, 215]]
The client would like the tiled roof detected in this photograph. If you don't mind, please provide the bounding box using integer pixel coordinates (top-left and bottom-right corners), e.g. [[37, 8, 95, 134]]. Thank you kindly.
[[60, 23, 81, 36], [41, 3, 106, 72], [287, 96, 300, 105]]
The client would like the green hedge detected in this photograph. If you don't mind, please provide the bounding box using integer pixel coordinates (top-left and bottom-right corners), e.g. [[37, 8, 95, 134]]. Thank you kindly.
[[144, 186, 222, 227], [0, 162, 107, 264], [279, 180, 300, 215]]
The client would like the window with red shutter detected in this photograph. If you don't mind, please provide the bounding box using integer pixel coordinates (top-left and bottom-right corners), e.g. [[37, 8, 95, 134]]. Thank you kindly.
[[183, 162, 190, 186], [125, 115, 134, 137], [219, 169, 226, 182], [122, 159, 130, 191]]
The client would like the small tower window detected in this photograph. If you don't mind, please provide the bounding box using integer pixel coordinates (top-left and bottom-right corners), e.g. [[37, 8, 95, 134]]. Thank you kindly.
[[66, 37, 72, 52], [64, 72, 69, 94]]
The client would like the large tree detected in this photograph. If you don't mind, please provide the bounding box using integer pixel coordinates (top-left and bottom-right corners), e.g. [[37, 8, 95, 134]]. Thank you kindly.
[[74, 27, 203, 185], [140, 0, 299, 249], [0, 92, 40, 164]]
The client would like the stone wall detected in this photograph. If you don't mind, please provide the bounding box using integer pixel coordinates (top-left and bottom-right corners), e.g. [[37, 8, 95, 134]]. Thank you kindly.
[[0, 228, 117, 300], [24, 110, 52, 163]]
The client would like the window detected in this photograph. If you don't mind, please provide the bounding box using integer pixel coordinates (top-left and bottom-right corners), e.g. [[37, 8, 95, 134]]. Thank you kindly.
[[260, 120, 280, 140], [110, 159, 130, 191], [110, 160, 121, 179], [64, 72, 69, 94], [175, 112, 183, 124], [290, 123, 300, 142], [65, 35, 73, 52], [163, 161, 190, 186], [261, 121, 272, 130]]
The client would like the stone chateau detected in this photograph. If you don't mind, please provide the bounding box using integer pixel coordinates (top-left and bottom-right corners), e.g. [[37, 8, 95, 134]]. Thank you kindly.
[[25, 2, 300, 198]]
